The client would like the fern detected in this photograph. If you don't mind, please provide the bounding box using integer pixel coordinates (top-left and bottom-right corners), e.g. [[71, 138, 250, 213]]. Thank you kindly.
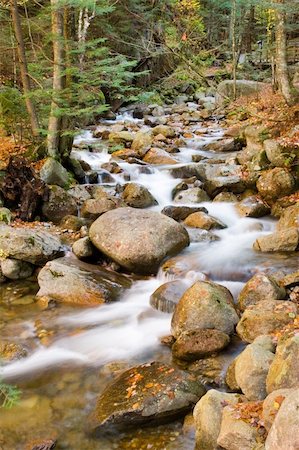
[[0, 381, 21, 409]]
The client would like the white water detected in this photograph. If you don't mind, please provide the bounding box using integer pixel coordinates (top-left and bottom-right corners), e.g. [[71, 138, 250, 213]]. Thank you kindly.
[[1, 112, 280, 380]]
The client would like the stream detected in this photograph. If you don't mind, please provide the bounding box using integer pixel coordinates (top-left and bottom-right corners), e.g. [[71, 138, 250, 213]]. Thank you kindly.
[[0, 109, 297, 449]]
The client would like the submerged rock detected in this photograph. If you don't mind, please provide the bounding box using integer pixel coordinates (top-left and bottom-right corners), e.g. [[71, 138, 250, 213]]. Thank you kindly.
[[91, 361, 205, 431], [171, 281, 239, 337], [37, 257, 131, 306], [150, 280, 187, 313], [0, 225, 63, 266], [89, 207, 189, 275]]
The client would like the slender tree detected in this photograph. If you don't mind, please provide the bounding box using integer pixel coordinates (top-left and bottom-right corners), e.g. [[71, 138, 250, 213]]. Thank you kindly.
[[10, 0, 39, 136]]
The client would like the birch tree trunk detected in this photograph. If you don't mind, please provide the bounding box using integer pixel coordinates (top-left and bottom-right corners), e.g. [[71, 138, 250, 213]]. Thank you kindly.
[[47, 0, 65, 158], [10, 0, 39, 137], [275, 0, 294, 105]]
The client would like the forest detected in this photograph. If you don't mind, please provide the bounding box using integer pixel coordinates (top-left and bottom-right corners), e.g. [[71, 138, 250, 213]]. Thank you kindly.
[[0, 0, 298, 449]]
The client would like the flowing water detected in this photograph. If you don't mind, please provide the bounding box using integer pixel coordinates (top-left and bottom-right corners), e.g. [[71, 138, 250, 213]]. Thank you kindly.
[[0, 112, 297, 449]]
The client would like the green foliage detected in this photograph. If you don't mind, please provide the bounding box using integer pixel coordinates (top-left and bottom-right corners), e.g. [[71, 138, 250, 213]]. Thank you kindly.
[[0, 88, 29, 139], [131, 91, 163, 105], [0, 380, 21, 409]]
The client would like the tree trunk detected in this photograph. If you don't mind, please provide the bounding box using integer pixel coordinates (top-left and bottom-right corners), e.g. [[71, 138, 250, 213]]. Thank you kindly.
[[10, 0, 39, 137], [275, 0, 294, 105], [231, 0, 237, 100], [47, 0, 65, 158]]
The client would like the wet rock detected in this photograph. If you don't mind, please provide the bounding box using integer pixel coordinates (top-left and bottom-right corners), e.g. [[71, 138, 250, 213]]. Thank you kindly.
[[192, 154, 206, 163], [256, 168, 295, 202], [253, 228, 299, 252], [133, 104, 150, 119], [0, 341, 27, 361], [121, 183, 157, 208], [203, 138, 236, 153], [193, 390, 241, 450], [238, 273, 286, 312], [184, 211, 226, 230], [67, 185, 92, 204], [171, 281, 239, 337], [217, 405, 262, 450], [262, 388, 296, 431], [40, 157, 70, 188], [150, 280, 187, 313], [0, 225, 63, 266], [266, 334, 299, 393], [281, 270, 299, 288], [186, 227, 220, 243], [108, 130, 134, 144], [131, 131, 152, 155], [37, 257, 131, 306], [236, 300, 297, 343], [101, 161, 123, 174], [169, 164, 201, 179], [203, 164, 246, 197], [265, 390, 299, 450], [143, 148, 178, 165], [174, 187, 210, 204], [72, 237, 95, 260], [152, 125, 175, 138], [1, 258, 34, 280], [112, 148, 139, 161], [91, 361, 206, 430], [173, 329, 230, 361], [213, 192, 238, 202], [236, 196, 270, 218], [42, 185, 78, 224], [161, 205, 208, 221], [81, 189, 125, 220], [271, 194, 298, 217], [225, 359, 241, 392], [235, 336, 275, 401], [89, 207, 189, 275], [0, 207, 12, 224]]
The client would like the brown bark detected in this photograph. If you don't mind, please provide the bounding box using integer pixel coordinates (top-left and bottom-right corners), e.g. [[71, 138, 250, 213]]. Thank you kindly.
[[10, 0, 39, 136], [47, 0, 65, 158], [275, 0, 295, 105]]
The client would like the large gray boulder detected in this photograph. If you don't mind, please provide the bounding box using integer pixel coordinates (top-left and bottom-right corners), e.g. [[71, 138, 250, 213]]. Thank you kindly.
[[89, 207, 189, 275], [216, 80, 268, 107], [0, 225, 63, 266], [91, 361, 205, 431], [37, 257, 131, 306], [40, 157, 70, 188], [121, 183, 157, 208], [42, 185, 77, 223], [171, 281, 239, 337]]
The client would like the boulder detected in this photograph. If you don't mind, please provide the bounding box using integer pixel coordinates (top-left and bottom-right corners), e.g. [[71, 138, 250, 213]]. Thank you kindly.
[[276, 203, 299, 231], [37, 257, 131, 306], [60, 215, 90, 232], [131, 131, 152, 155], [91, 361, 206, 430], [263, 139, 295, 167], [72, 237, 95, 260], [193, 390, 241, 450], [266, 334, 299, 393], [238, 273, 286, 312], [236, 300, 297, 343], [0, 207, 12, 224], [143, 148, 178, 165], [67, 185, 92, 204], [213, 192, 238, 203], [40, 157, 70, 188], [42, 185, 78, 223], [186, 228, 220, 243], [174, 188, 210, 204], [225, 359, 241, 392], [236, 196, 270, 218], [121, 183, 157, 208], [215, 80, 268, 107], [172, 329, 230, 361], [0, 225, 63, 266], [202, 164, 246, 197], [256, 168, 295, 202], [202, 138, 236, 153], [161, 205, 208, 222], [108, 130, 134, 144], [89, 207, 189, 275], [265, 390, 299, 450], [253, 228, 299, 252], [171, 281, 239, 337], [0, 258, 34, 280], [262, 388, 296, 431], [150, 280, 187, 313], [81, 192, 125, 220], [217, 405, 261, 450], [152, 125, 175, 138], [184, 211, 227, 230], [235, 336, 275, 401]]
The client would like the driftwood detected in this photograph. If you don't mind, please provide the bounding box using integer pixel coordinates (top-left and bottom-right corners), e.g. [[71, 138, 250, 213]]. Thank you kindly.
[[0, 156, 49, 221]]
